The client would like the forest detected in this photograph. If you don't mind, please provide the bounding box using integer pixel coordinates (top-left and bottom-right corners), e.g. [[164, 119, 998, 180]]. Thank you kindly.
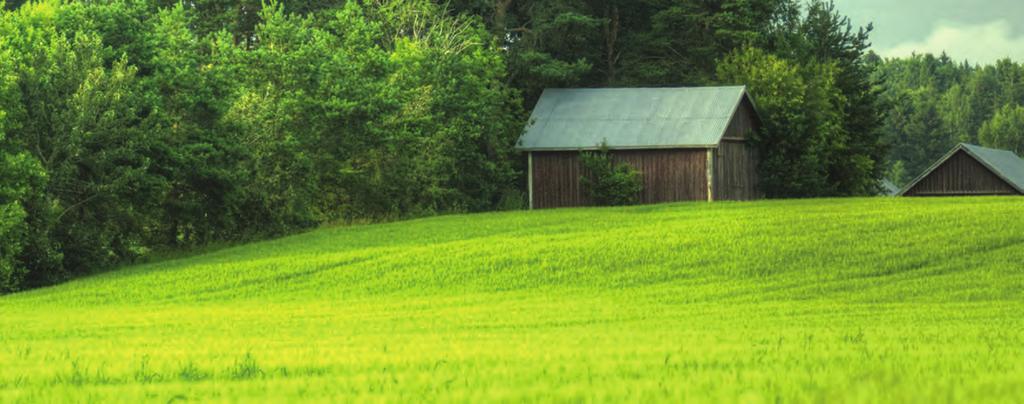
[[873, 54, 1024, 185], [0, 0, 1019, 292]]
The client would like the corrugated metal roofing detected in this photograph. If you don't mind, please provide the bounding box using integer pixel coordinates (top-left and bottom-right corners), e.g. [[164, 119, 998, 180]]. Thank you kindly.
[[900, 143, 1024, 195], [516, 86, 753, 151]]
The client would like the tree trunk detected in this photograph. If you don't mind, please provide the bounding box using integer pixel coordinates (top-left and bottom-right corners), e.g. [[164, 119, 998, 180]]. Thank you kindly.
[[493, 0, 513, 38], [604, 4, 620, 85]]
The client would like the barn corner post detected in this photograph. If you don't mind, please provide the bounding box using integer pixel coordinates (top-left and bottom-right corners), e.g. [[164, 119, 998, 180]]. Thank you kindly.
[[706, 149, 715, 202], [527, 152, 535, 210]]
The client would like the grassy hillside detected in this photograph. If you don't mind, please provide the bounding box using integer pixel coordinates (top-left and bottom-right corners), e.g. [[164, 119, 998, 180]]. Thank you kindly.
[[1, 198, 1023, 402]]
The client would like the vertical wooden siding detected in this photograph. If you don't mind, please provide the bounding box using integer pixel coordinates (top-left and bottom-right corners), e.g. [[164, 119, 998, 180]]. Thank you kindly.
[[531, 149, 708, 209], [714, 140, 760, 201], [723, 98, 759, 140], [531, 151, 588, 209], [713, 98, 761, 201], [904, 150, 1019, 196]]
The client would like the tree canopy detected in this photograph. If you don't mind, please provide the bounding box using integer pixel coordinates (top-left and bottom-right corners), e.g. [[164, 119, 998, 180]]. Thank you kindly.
[[6, 0, 1000, 292], [0, 0, 522, 291], [874, 55, 1024, 185]]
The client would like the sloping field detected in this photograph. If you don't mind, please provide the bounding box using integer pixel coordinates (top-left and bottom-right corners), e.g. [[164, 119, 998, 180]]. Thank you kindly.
[[1, 198, 1023, 402]]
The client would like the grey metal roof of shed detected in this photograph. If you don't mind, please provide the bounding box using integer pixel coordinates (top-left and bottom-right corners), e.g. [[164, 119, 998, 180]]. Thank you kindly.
[[516, 86, 756, 151], [900, 143, 1024, 195]]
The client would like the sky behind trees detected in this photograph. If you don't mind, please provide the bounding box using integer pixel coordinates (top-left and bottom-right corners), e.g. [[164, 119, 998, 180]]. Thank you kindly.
[[833, 0, 1024, 63]]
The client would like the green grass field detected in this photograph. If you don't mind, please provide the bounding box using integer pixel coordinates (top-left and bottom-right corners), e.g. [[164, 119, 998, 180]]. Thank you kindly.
[[1, 197, 1023, 402]]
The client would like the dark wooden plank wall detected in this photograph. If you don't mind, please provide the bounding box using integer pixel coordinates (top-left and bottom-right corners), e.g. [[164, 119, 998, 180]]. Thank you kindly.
[[723, 98, 759, 140], [713, 98, 761, 201], [531, 149, 708, 209], [714, 140, 760, 201], [904, 150, 1020, 196]]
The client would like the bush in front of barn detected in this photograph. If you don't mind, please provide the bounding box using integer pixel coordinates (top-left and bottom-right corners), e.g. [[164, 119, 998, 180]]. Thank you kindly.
[[579, 145, 644, 206]]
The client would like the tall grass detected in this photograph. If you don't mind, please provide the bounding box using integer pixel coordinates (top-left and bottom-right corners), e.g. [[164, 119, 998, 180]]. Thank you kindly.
[[1, 197, 1022, 402]]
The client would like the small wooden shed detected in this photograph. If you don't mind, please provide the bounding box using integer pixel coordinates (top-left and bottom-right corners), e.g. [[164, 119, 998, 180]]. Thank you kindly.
[[516, 86, 763, 209], [900, 143, 1024, 197]]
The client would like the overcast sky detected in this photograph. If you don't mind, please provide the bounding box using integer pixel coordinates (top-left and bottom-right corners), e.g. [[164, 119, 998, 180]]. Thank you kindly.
[[831, 0, 1024, 64]]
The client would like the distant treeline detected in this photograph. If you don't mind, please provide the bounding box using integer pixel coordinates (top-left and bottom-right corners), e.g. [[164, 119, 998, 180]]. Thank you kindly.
[[873, 54, 1024, 185], [1, 0, 893, 291]]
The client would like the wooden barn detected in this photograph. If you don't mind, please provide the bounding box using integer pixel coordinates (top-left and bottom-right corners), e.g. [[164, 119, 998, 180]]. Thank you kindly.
[[516, 86, 763, 209], [900, 143, 1024, 197]]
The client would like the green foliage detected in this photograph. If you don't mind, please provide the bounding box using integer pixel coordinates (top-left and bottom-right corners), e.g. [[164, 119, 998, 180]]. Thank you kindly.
[[0, 150, 42, 291], [717, 47, 845, 197], [876, 55, 1024, 185], [978, 104, 1024, 155], [1, 198, 1024, 401], [448, 0, 796, 107], [454, 0, 887, 200], [0, 0, 946, 291], [0, 0, 524, 291], [0, 2, 166, 286], [142, 3, 247, 246], [448, 0, 887, 198], [212, 0, 522, 220], [721, 0, 885, 197], [0, 202, 27, 291], [579, 145, 642, 206], [0, 36, 37, 291]]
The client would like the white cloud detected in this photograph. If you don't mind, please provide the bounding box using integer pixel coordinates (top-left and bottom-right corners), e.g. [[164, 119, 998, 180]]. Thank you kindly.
[[879, 20, 1024, 63]]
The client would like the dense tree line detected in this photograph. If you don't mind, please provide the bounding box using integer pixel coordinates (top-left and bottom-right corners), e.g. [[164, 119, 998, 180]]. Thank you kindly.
[[0, 0, 522, 290], [1, 0, 886, 292], [872, 54, 1024, 185], [450, 0, 886, 196]]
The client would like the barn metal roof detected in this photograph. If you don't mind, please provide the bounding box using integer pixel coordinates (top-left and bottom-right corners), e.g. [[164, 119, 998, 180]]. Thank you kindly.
[[962, 144, 1024, 192], [900, 143, 1024, 195], [515, 86, 757, 151]]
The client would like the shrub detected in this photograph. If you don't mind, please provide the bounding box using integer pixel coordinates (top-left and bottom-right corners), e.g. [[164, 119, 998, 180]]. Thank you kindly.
[[579, 145, 643, 206]]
